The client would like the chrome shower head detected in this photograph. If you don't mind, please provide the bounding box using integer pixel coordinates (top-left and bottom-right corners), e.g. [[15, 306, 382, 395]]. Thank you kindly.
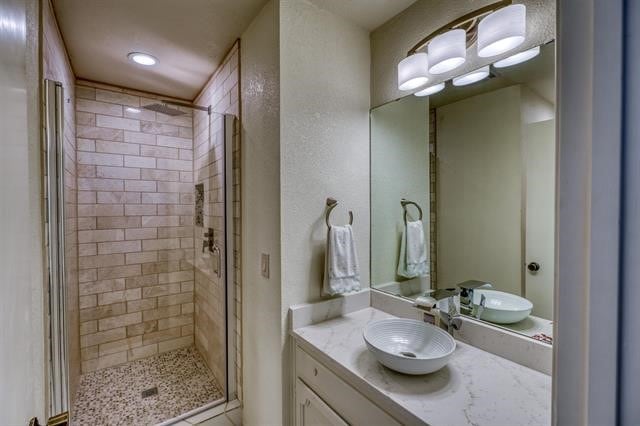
[[142, 102, 186, 117]]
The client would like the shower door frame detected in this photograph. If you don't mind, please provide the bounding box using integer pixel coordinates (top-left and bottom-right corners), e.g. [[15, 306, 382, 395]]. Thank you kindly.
[[222, 113, 237, 402], [157, 113, 238, 426], [44, 78, 70, 420]]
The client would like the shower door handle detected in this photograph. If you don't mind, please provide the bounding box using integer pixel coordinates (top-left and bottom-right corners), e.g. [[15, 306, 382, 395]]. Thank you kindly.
[[212, 245, 222, 278]]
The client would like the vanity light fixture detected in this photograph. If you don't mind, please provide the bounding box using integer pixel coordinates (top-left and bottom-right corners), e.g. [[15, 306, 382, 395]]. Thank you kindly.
[[493, 45, 540, 68], [452, 66, 490, 86], [397, 1, 526, 90], [477, 4, 526, 57], [127, 52, 157, 66], [414, 82, 445, 97], [398, 53, 429, 91], [427, 29, 466, 75]]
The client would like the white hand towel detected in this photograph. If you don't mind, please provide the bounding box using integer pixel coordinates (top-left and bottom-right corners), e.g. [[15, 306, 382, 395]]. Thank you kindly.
[[323, 224, 361, 296], [397, 220, 429, 278]]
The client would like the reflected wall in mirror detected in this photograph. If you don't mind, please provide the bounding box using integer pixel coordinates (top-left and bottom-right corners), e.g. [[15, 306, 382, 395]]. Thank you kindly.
[[371, 42, 555, 344]]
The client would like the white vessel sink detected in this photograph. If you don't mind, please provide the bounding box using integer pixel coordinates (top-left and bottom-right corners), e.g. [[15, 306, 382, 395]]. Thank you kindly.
[[473, 289, 533, 324], [363, 318, 455, 375]]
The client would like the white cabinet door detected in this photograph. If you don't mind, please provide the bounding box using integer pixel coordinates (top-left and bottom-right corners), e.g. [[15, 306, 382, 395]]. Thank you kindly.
[[296, 379, 348, 426]]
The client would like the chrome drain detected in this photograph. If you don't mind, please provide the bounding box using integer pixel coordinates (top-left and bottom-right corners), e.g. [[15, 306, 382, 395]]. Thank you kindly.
[[141, 387, 158, 398], [399, 351, 417, 358]]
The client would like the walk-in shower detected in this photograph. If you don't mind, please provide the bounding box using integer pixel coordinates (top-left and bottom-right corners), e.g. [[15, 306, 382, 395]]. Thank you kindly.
[[44, 81, 238, 425]]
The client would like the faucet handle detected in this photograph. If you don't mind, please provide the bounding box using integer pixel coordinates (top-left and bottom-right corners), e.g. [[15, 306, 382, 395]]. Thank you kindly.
[[474, 294, 487, 320], [450, 317, 463, 331], [447, 295, 458, 317]]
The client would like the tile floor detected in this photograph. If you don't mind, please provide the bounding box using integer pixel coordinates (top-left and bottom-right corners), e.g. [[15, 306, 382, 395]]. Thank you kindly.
[[72, 346, 224, 425], [197, 408, 242, 426]]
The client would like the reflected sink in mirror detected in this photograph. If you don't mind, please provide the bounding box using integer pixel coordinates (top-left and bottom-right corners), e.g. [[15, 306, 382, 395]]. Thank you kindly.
[[473, 289, 533, 324], [363, 318, 455, 375]]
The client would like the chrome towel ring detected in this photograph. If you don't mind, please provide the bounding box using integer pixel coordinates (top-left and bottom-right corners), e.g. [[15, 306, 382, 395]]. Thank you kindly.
[[325, 198, 353, 228], [401, 198, 423, 225]]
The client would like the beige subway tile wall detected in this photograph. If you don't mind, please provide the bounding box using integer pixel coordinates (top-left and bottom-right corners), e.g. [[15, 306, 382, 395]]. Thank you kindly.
[[75, 82, 196, 373], [192, 41, 242, 398]]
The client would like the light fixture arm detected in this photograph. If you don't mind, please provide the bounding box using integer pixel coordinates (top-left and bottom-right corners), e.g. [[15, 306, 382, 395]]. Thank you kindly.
[[406, 0, 513, 56]]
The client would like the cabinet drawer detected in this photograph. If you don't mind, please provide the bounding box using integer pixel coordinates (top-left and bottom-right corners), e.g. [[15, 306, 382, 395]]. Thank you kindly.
[[296, 346, 401, 426]]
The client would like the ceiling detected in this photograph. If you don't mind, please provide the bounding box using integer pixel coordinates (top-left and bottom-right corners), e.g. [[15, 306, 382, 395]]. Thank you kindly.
[[308, 0, 417, 30], [52, 0, 268, 99], [52, 0, 418, 99]]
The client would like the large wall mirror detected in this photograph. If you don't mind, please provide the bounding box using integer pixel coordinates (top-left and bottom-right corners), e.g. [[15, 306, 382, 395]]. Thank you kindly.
[[371, 41, 555, 344]]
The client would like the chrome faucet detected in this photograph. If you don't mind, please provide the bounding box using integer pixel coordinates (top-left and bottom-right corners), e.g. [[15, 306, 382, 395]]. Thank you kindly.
[[413, 288, 463, 335], [458, 279, 491, 314], [445, 294, 463, 335], [475, 294, 487, 320]]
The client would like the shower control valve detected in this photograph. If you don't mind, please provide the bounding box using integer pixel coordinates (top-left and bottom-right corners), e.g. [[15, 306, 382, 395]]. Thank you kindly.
[[203, 228, 215, 253]]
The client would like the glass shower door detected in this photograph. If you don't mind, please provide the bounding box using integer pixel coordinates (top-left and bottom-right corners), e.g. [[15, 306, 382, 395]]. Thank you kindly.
[[44, 78, 69, 421]]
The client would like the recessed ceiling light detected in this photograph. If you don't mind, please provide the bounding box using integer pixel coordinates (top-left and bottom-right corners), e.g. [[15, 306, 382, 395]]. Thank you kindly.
[[452, 66, 490, 86], [493, 46, 541, 68], [414, 82, 445, 97], [126, 107, 141, 113], [128, 52, 157, 66]]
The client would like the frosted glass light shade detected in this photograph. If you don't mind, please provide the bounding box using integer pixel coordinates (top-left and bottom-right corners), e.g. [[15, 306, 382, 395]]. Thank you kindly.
[[493, 46, 540, 68], [428, 29, 466, 75], [452, 66, 490, 86], [415, 82, 445, 97], [398, 53, 429, 91], [477, 4, 526, 58]]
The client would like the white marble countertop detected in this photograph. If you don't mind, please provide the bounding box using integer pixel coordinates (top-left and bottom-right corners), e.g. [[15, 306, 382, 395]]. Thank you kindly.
[[292, 307, 551, 426]]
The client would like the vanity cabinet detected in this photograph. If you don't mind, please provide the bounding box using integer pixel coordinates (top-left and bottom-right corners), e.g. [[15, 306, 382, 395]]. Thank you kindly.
[[295, 346, 402, 426], [296, 379, 347, 426]]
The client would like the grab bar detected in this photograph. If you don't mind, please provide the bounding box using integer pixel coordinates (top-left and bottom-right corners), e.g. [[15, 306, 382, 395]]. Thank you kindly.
[[401, 198, 423, 225], [325, 198, 353, 228]]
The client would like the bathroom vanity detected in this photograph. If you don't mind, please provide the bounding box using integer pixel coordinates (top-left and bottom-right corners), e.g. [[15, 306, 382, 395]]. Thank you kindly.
[[290, 19, 557, 426], [290, 302, 551, 426]]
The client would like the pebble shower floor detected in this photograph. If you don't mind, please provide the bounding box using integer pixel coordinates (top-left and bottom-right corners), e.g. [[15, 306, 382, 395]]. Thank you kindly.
[[72, 346, 223, 425]]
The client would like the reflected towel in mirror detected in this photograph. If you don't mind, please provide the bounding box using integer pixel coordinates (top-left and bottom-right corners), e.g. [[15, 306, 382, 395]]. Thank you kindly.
[[397, 220, 428, 278], [323, 224, 361, 296]]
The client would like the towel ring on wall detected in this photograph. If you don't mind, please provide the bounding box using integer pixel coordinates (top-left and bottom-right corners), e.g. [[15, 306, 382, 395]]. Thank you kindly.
[[401, 198, 423, 225], [325, 198, 353, 228]]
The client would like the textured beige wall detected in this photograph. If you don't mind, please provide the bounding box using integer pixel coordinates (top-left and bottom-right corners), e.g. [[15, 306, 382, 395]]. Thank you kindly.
[[43, 0, 81, 406], [192, 41, 241, 396], [280, 1, 370, 423], [240, 2, 370, 424], [75, 82, 196, 373], [370, 0, 556, 107], [280, 0, 371, 308], [240, 1, 283, 424]]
